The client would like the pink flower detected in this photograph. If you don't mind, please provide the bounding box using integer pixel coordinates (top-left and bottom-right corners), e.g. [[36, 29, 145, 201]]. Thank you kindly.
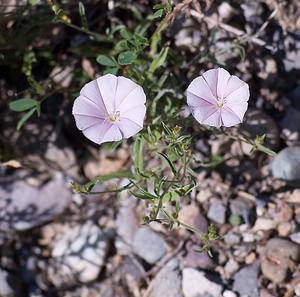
[[72, 74, 146, 144], [187, 68, 249, 128]]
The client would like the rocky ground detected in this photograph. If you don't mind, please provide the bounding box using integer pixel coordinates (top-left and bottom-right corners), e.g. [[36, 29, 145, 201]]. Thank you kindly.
[[1, 0, 300, 297]]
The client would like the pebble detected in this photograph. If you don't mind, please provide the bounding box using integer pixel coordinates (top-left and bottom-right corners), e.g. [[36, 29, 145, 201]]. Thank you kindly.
[[277, 222, 292, 237], [271, 146, 300, 186], [290, 232, 300, 244], [261, 238, 300, 283], [233, 261, 259, 297], [148, 259, 183, 297], [0, 180, 72, 231], [207, 202, 226, 224], [253, 218, 277, 231], [281, 107, 300, 145], [295, 283, 300, 296], [223, 290, 237, 297], [277, 204, 293, 223], [132, 226, 167, 264], [245, 252, 257, 264], [224, 258, 239, 278], [184, 241, 215, 269], [0, 268, 18, 297], [182, 268, 223, 297], [217, 2, 234, 21], [51, 221, 109, 283], [223, 232, 241, 246]]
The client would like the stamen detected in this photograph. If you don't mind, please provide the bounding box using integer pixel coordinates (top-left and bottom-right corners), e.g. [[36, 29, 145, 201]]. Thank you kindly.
[[109, 111, 120, 122]]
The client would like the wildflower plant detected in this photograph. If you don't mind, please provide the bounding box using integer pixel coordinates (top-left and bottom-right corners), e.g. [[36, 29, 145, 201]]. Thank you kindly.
[[6, 0, 278, 254]]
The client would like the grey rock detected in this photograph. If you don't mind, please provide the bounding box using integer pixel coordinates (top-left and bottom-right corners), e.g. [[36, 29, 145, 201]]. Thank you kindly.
[[283, 40, 300, 71], [149, 259, 183, 297], [261, 238, 300, 283], [132, 226, 167, 264], [51, 221, 109, 283], [182, 268, 223, 297], [224, 232, 241, 246], [0, 180, 72, 231], [241, 2, 263, 20], [0, 269, 19, 297], [281, 107, 300, 144], [290, 232, 300, 244], [233, 261, 259, 297], [270, 146, 300, 186], [207, 203, 226, 224]]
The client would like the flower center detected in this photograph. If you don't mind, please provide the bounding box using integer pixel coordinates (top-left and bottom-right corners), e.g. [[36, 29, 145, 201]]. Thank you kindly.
[[108, 110, 120, 122], [216, 97, 225, 108]]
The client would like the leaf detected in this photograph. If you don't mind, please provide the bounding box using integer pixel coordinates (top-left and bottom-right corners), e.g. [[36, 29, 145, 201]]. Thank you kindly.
[[116, 40, 129, 50], [134, 136, 144, 173], [84, 169, 134, 192], [150, 23, 168, 54], [161, 122, 173, 137], [157, 152, 178, 177], [104, 67, 118, 75], [153, 4, 164, 9], [120, 29, 131, 40], [128, 190, 154, 200], [161, 184, 196, 203], [257, 144, 277, 157], [130, 180, 158, 200], [17, 108, 36, 130], [79, 2, 89, 29], [237, 45, 246, 61], [118, 51, 137, 65], [149, 46, 169, 75], [96, 55, 117, 67], [152, 9, 164, 18], [10, 98, 37, 112]]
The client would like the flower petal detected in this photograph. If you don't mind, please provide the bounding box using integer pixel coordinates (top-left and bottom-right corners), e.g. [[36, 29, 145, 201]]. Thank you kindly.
[[117, 85, 146, 112], [202, 108, 222, 127], [216, 68, 231, 99], [117, 118, 143, 138], [96, 74, 118, 113], [224, 75, 248, 99], [80, 81, 108, 115], [225, 101, 248, 122], [187, 76, 216, 104], [121, 105, 146, 128], [201, 68, 218, 98], [73, 96, 105, 118], [73, 114, 105, 131], [100, 124, 123, 143], [220, 106, 243, 127], [115, 76, 140, 108], [192, 104, 219, 125]]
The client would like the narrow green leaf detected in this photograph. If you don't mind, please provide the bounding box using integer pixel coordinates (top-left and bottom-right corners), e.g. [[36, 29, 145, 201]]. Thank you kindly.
[[153, 4, 164, 9], [161, 122, 173, 137], [149, 46, 169, 75], [162, 184, 196, 203], [128, 190, 154, 200], [84, 169, 134, 192], [152, 9, 164, 18], [237, 45, 246, 61], [118, 51, 137, 65], [104, 67, 118, 75], [150, 23, 168, 54], [79, 2, 89, 29], [257, 144, 277, 157], [17, 108, 36, 130], [157, 152, 178, 177], [134, 136, 145, 173], [120, 29, 131, 40], [96, 55, 117, 67], [10, 98, 37, 112], [130, 180, 158, 200]]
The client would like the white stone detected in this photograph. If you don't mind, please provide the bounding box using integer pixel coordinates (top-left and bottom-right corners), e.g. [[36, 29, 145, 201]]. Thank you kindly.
[[253, 218, 277, 231], [223, 290, 237, 297], [182, 268, 223, 297]]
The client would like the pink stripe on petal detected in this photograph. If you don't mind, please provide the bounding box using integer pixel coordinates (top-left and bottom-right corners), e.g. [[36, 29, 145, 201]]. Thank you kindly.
[[121, 105, 146, 127], [224, 75, 248, 98], [187, 76, 216, 104], [225, 101, 248, 122], [117, 118, 143, 138], [73, 96, 105, 118], [225, 83, 249, 104], [115, 76, 140, 108], [80, 80, 108, 114], [96, 74, 118, 113], [82, 121, 111, 144], [73, 114, 105, 131], [220, 107, 242, 127], [217, 68, 231, 99], [202, 108, 222, 127], [100, 124, 123, 143], [202, 69, 218, 98], [191, 104, 218, 124], [187, 92, 215, 107], [117, 86, 146, 112]]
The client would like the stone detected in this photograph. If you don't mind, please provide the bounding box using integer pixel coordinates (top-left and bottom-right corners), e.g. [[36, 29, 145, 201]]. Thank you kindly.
[[132, 226, 167, 264], [182, 268, 222, 297], [290, 232, 300, 244], [115, 196, 139, 255], [281, 107, 300, 145], [218, 2, 234, 21], [178, 204, 199, 226], [270, 146, 300, 186], [184, 241, 215, 269], [207, 202, 226, 224], [224, 258, 239, 278], [277, 204, 293, 223], [0, 180, 72, 231], [148, 259, 183, 297], [223, 232, 241, 246], [223, 291, 237, 297], [0, 268, 19, 297], [233, 261, 259, 297], [260, 238, 300, 283], [277, 222, 292, 237], [51, 221, 109, 283], [253, 218, 277, 231]]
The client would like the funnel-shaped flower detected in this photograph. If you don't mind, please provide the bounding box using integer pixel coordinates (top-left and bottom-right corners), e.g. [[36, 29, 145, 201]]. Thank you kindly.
[[187, 68, 249, 128], [72, 74, 146, 144]]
